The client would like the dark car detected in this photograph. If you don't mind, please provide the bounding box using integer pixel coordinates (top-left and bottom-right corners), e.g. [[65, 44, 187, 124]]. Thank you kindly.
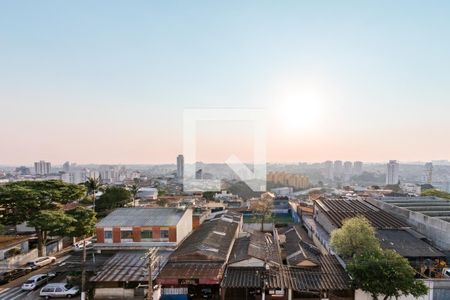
[[0, 268, 31, 284]]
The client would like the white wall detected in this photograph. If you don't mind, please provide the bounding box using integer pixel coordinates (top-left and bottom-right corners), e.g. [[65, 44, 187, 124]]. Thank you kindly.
[[176, 209, 193, 244]]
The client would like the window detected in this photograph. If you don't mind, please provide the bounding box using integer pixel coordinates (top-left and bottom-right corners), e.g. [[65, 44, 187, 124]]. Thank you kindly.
[[141, 230, 153, 239], [104, 230, 112, 239], [55, 288, 63, 292], [160, 229, 169, 239], [121, 230, 133, 239]]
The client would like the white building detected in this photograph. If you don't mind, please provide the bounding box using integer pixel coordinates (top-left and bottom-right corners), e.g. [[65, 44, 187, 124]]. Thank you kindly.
[[353, 161, 363, 175], [343, 161, 353, 182], [34, 161, 51, 175], [176, 154, 184, 179], [270, 187, 293, 196], [61, 170, 88, 184], [423, 162, 433, 184], [386, 160, 400, 185], [333, 160, 343, 177], [137, 187, 158, 200]]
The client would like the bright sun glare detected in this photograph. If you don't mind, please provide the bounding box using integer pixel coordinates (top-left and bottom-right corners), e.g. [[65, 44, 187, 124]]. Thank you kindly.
[[277, 89, 323, 131]]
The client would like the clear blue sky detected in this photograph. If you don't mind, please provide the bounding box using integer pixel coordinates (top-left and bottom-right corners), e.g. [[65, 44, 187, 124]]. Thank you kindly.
[[1, 1, 450, 164]]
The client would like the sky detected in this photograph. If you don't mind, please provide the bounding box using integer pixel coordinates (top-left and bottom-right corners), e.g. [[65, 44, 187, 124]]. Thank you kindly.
[[1, 1, 450, 165]]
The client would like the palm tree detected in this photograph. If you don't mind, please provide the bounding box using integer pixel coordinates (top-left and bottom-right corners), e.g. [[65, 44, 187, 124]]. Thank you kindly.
[[129, 184, 140, 207], [85, 176, 101, 210]]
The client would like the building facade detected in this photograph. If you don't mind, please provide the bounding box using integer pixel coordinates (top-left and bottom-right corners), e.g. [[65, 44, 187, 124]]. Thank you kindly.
[[94, 208, 192, 251]]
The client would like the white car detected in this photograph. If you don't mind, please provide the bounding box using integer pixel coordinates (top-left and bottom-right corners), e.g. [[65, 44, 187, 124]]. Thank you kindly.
[[26, 256, 56, 269], [39, 283, 79, 299], [72, 240, 93, 251], [21, 273, 55, 290]]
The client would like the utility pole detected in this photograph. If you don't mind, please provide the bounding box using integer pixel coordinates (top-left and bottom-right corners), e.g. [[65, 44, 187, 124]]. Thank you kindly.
[[145, 248, 158, 300]]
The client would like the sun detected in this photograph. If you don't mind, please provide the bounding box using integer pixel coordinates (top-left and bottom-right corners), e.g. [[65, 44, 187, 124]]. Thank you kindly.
[[276, 89, 323, 131]]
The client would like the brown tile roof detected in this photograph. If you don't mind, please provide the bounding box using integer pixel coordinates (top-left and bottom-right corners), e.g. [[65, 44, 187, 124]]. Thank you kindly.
[[229, 232, 281, 265], [222, 256, 350, 291], [158, 262, 224, 281], [283, 226, 321, 266], [168, 217, 240, 263]]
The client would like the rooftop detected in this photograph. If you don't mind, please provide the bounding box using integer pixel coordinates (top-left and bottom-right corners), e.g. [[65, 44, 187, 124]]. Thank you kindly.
[[377, 229, 445, 258], [377, 196, 450, 223], [96, 207, 188, 227], [315, 198, 408, 229], [167, 214, 241, 262], [90, 251, 169, 283], [222, 256, 349, 291], [0, 235, 29, 249], [229, 232, 282, 265]]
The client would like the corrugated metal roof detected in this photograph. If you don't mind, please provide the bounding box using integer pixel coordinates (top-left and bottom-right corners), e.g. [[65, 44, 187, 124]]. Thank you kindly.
[[229, 232, 281, 265], [96, 208, 188, 227], [317, 199, 408, 229], [377, 229, 445, 258], [158, 262, 224, 280], [222, 256, 349, 291], [90, 251, 169, 283], [168, 217, 240, 262]]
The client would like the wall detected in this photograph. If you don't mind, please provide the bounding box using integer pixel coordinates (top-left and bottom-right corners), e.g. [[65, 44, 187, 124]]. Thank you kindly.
[[0, 248, 38, 269], [354, 279, 450, 300], [367, 198, 450, 250], [243, 223, 273, 232], [176, 209, 193, 245]]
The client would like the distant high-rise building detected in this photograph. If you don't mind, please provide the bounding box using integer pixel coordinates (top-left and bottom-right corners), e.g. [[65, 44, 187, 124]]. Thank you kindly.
[[324, 161, 334, 180], [34, 160, 51, 175], [63, 161, 71, 172], [386, 160, 400, 185], [353, 161, 363, 175], [343, 161, 353, 182], [334, 160, 343, 177], [423, 162, 433, 184], [177, 154, 184, 178]]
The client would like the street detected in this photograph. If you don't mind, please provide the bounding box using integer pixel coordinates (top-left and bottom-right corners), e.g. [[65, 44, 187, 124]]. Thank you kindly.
[[0, 254, 81, 300]]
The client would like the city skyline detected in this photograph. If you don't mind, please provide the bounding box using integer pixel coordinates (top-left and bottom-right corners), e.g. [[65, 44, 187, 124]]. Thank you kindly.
[[2, 1, 450, 164]]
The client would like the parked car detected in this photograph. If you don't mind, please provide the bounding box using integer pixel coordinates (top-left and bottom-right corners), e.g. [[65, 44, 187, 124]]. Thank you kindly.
[[72, 240, 92, 251], [0, 268, 31, 284], [39, 283, 80, 299], [21, 273, 56, 290], [26, 256, 56, 270]]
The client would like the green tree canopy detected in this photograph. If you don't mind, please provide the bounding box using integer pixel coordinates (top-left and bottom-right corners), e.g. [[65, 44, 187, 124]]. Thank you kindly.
[[421, 188, 450, 200], [0, 180, 85, 255], [95, 186, 131, 213], [348, 250, 428, 300], [28, 210, 76, 253], [331, 216, 428, 300], [66, 207, 97, 239], [330, 216, 380, 259]]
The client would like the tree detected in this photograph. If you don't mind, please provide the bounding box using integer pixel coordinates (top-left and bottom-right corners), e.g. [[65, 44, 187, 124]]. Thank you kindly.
[[129, 184, 140, 207], [330, 216, 380, 259], [202, 191, 219, 201], [84, 176, 101, 209], [331, 216, 428, 300], [95, 186, 131, 213], [156, 198, 168, 207], [66, 207, 96, 300], [0, 180, 85, 255], [348, 250, 428, 300], [421, 188, 450, 200], [252, 193, 273, 232]]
